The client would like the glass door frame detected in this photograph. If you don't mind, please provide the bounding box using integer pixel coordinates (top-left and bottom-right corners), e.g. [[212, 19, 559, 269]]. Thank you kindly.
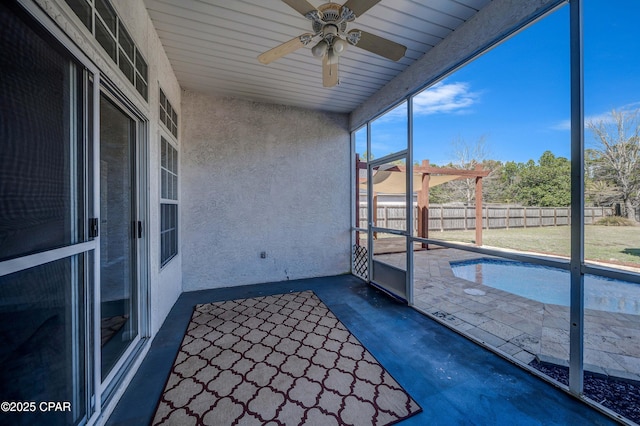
[[0, 2, 103, 424], [367, 150, 414, 304], [2, 3, 150, 424], [96, 79, 150, 406]]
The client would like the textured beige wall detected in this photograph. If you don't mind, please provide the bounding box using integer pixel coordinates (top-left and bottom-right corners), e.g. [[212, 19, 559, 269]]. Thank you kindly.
[[181, 91, 351, 290]]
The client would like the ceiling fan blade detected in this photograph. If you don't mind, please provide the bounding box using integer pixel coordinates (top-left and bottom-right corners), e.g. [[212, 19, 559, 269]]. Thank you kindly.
[[348, 29, 406, 61], [322, 55, 338, 87], [281, 0, 317, 16], [258, 33, 313, 64], [342, 0, 381, 17]]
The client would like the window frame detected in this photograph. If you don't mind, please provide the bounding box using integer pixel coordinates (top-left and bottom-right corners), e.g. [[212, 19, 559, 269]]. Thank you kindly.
[[63, 0, 148, 100], [159, 131, 178, 268]]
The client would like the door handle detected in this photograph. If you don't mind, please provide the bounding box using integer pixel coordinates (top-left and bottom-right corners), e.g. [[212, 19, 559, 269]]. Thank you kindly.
[[89, 218, 99, 238]]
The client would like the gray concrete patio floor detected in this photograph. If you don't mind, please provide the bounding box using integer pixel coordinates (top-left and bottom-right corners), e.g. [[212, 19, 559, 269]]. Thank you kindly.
[[375, 247, 640, 383], [107, 274, 617, 426]]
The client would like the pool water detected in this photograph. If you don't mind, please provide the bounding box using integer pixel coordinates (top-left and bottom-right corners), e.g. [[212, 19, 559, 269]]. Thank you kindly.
[[450, 258, 640, 315]]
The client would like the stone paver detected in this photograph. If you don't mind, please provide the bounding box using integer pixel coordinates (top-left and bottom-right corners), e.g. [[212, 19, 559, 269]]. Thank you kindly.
[[375, 246, 640, 383]]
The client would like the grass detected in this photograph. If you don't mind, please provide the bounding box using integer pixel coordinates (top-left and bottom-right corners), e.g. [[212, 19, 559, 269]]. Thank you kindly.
[[595, 216, 637, 226], [430, 225, 640, 268]]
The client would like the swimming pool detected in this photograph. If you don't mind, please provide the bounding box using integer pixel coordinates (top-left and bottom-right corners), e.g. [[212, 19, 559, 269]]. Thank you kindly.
[[450, 258, 640, 315]]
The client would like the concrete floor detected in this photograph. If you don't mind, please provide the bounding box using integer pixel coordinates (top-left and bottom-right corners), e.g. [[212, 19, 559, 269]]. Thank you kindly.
[[106, 274, 617, 425]]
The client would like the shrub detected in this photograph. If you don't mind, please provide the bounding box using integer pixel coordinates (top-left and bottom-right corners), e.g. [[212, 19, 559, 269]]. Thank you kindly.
[[594, 216, 637, 226]]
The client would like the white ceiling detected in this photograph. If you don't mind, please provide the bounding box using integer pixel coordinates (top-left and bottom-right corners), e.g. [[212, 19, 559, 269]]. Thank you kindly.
[[144, 0, 491, 113]]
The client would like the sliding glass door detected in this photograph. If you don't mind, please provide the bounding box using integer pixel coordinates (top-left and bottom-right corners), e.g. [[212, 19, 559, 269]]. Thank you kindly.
[[0, 3, 149, 423], [0, 3, 94, 425], [99, 93, 141, 387]]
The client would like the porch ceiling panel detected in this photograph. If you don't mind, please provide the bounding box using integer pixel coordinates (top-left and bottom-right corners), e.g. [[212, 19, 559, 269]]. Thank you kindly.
[[144, 0, 491, 113]]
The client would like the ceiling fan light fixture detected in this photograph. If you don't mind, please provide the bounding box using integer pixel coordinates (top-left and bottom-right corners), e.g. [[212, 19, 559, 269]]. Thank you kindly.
[[311, 40, 329, 57], [332, 38, 347, 55], [259, 0, 407, 87], [327, 47, 339, 65]]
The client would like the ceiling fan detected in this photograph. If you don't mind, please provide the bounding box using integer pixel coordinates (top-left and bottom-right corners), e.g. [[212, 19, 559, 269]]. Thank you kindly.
[[258, 0, 407, 87]]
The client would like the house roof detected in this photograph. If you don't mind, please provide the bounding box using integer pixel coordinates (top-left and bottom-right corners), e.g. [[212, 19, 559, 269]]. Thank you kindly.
[[143, 0, 491, 114]]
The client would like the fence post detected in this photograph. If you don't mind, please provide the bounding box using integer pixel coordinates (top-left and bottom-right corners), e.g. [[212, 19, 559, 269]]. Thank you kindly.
[[485, 206, 489, 230], [539, 207, 542, 227], [464, 206, 468, 230], [384, 205, 388, 229]]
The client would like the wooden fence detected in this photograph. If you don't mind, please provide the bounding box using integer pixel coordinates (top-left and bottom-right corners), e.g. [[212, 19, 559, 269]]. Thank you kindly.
[[358, 204, 613, 231]]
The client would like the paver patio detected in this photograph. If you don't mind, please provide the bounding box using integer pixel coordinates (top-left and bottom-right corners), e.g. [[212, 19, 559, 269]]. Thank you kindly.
[[373, 246, 640, 383]]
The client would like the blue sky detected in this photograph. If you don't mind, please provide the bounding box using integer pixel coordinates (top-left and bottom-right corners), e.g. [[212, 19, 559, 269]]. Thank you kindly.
[[357, 1, 640, 166]]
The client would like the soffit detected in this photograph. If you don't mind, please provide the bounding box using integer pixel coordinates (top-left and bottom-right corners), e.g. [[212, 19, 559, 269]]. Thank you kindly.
[[144, 0, 491, 113]]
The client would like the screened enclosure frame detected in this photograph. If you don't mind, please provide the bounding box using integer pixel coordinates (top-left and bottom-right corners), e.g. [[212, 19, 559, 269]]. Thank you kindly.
[[350, 0, 640, 408]]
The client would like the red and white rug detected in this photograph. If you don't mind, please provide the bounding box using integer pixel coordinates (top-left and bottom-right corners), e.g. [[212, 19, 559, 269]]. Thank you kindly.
[[152, 290, 421, 425]]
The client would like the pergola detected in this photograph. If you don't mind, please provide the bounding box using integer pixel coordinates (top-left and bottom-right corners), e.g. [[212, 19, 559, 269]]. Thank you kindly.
[[356, 157, 490, 246]]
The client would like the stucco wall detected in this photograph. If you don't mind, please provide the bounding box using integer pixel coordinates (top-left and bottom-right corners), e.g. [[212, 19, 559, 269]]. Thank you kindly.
[[181, 91, 351, 291]]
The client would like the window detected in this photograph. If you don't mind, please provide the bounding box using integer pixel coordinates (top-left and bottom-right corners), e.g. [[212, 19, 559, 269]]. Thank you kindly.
[[160, 88, 178, 138], [160, 136, 178, 266], [64, 0, 148, 100]]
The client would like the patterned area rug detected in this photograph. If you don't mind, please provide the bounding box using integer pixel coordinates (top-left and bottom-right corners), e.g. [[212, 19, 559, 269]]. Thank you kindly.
[[152, 291, 421, 425]]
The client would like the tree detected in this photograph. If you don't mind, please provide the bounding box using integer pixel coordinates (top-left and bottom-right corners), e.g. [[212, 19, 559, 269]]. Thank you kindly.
[[513, 151, 571, 206], [448, 135, 490, 204], [587, 109, 640, 221], [480, 159, 506, 203], [493, 160, 522, 203], [359, 151, 375, 162]]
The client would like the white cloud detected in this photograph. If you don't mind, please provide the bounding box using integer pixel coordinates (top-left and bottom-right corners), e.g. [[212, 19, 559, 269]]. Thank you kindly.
[[412, 81, 480, 115], [551, 101, 640, 130], [585, 111, 619, 125], [550, 119, 571, 131], [374, 81, 480, 123]]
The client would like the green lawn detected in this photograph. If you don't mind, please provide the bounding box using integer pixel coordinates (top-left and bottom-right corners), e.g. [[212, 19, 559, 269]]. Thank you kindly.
[[430, 225, 640, 267]]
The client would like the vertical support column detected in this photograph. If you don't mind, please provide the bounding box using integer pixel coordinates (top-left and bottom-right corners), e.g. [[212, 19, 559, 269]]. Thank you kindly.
[[417, 160, 430, 248], [366, 123, 373, 284], [407, 98, 414, 306], [569, 0, 585, 395], [475, 165, 483, 247], [355, 154, 360, 245]]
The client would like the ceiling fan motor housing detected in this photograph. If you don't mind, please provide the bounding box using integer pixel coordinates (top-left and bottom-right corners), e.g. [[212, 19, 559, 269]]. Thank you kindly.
[[259, 0, 407, 87], [309, 3, 352, 45]]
